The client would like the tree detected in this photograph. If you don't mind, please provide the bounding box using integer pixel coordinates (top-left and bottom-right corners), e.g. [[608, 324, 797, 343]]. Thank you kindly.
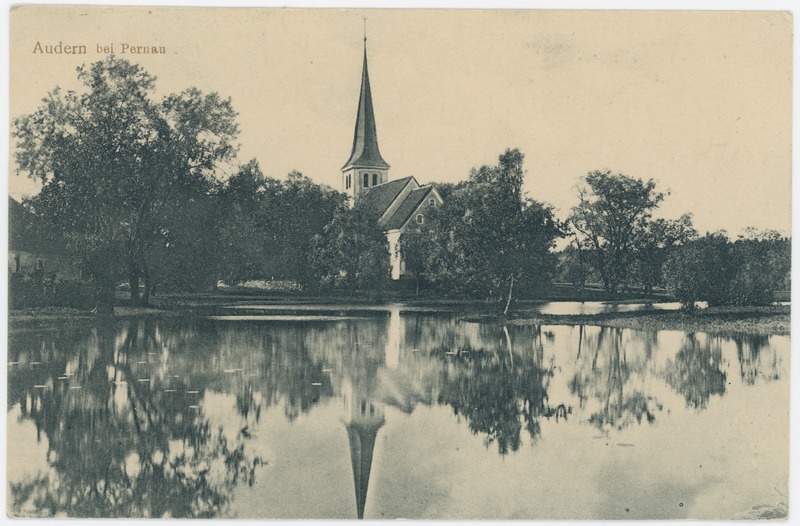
[[555, 238, 595, 295], [215, 166, 345, 286], [663, 229, 790, 310], [662, 233, 734, 310], [568, 170, 665, 294], [261, 171, 345, 283], [422, 149, 565, 313], [215, 160, 271, 284], [307, 205, 390, 291], [12, 57, 239, 311], [398, 213, 436, 295], [631, 214, 698, 295], [728, 230, 791, 305]]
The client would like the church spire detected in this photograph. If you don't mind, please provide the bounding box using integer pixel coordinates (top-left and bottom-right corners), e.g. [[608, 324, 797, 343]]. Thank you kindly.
[[342, 35, 389, 171]]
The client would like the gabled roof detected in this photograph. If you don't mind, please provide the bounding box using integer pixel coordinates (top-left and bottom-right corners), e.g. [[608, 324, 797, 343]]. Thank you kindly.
[[342, 46, 389, 171], [384, 186, 434, 230], [357, 176, 414, 219]]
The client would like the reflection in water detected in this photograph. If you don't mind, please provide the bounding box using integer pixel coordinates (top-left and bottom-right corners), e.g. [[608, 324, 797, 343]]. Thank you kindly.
[[7, 307, 788, 519], [7, 321, 261, 518], [434, 326, 560, 455], [733, 333, 781, 385], [569, 327, 660, 431], [664, 334, 726, 410], [342, 380, 384, 520]]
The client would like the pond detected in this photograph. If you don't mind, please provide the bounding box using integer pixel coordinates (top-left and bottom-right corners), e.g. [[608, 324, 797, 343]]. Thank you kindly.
[[6, 305, 789, 519]]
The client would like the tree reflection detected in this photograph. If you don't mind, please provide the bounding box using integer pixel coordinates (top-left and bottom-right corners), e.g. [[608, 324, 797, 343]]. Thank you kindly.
[[434, 326, 564, 455], [8, 321, 262, 518], [663, 334, 726, 410], [733, 333, 780, 385], [257, 325, 334, 421], [569, 327, 661, 431]]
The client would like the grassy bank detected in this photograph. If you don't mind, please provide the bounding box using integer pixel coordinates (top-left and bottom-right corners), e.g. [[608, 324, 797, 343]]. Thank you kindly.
[[8, 287, 790, 336], [501, 305, 790, 335]]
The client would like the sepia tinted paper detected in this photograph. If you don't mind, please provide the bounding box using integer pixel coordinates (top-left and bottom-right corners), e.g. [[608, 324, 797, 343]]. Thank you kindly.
[[6, 5, 793, 522]]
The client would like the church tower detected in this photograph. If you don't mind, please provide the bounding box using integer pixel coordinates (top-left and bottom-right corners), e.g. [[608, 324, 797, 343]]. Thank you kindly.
[[341, 35, 390, 203]]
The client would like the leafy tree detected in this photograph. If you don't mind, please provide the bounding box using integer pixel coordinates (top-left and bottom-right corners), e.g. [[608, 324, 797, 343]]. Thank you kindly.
[[261, 171, 345, 283], [422, 149, 564, 313], [307, 205, 390, 291], [568, 170, 665, 294], [555, 238, 594, 290], [215, 160, 271, 284], [663, 229, 790, 309], [662, 233, 734, 310], [12, 57, 239, 311], [728, 232, 790, 305], [214, 165, 345, 287], [631, 214, 698, 295], [398, 213, 437, 295]]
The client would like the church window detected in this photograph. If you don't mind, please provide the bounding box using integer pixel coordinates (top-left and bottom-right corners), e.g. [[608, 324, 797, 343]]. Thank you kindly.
[[372, 173, 378, 186], [363, 173, 369, 187], [346, 174, 351, 189], [416, 214, 424, 224], [429, 197, 436, 207]]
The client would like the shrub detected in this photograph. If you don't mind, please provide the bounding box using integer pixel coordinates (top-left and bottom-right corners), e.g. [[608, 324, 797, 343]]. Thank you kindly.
[[9, 270, 94, 310]]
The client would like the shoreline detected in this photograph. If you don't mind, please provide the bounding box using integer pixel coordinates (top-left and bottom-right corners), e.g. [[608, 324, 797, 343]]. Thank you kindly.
[[498, 305, 790, 336], [7, 295, 790, 336]]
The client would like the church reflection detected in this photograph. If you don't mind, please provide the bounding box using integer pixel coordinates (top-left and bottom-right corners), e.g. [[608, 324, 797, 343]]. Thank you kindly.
[[342, 379, 385, 519], [7, 307, 786, 519], [331, 306, 566, 518]]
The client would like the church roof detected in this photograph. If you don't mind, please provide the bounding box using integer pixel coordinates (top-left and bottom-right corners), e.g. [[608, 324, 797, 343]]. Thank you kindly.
[[384, 186, 434, 230], [342, 45, 390, 171], [358, 176, 414, 218]]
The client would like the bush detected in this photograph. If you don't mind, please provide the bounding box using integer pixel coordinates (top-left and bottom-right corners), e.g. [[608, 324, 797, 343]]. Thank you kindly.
[[663, 233, 790, 309], [9, 270, 94, 310]]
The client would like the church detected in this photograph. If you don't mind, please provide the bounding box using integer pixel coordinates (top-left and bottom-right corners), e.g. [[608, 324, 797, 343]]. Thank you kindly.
[[340, 38, 444, 280]]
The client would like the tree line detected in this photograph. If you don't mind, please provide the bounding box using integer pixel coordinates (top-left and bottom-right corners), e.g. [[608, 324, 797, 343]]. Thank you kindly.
[[12, 57, 344, 312], [11, 57, 790, 313], [558, 170, 790, 308]]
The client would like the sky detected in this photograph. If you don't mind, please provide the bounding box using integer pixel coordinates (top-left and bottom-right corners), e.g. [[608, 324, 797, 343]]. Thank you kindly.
[[7, 6, 793, 236]]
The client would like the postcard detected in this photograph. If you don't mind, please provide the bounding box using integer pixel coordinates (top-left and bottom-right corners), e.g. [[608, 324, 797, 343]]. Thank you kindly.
[[7, 5, 792, 520]]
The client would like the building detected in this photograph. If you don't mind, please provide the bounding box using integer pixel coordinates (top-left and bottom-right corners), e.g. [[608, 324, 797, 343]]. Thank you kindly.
[[341, 38, 444, 280], [8, 196, 78, 279]]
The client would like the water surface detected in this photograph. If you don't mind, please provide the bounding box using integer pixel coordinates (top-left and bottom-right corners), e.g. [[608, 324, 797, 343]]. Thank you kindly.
[[7, 305, 789, 519]]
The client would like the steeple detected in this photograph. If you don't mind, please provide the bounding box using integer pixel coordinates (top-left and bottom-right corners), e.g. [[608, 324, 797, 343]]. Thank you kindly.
[[342, 38, 390, 172]]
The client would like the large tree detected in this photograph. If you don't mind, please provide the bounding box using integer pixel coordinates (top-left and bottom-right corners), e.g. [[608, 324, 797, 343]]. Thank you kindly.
[[662, 232, 734, 310], [631, 214, 698, 296], [13, 57, 239, 311], [260, 170, 345, 283], [418, 148, 564, 313], [663, 229, 791, 310], [307, 205, 390, 291], [215, 165, 345, 286], [568, 170, 665, 294]]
